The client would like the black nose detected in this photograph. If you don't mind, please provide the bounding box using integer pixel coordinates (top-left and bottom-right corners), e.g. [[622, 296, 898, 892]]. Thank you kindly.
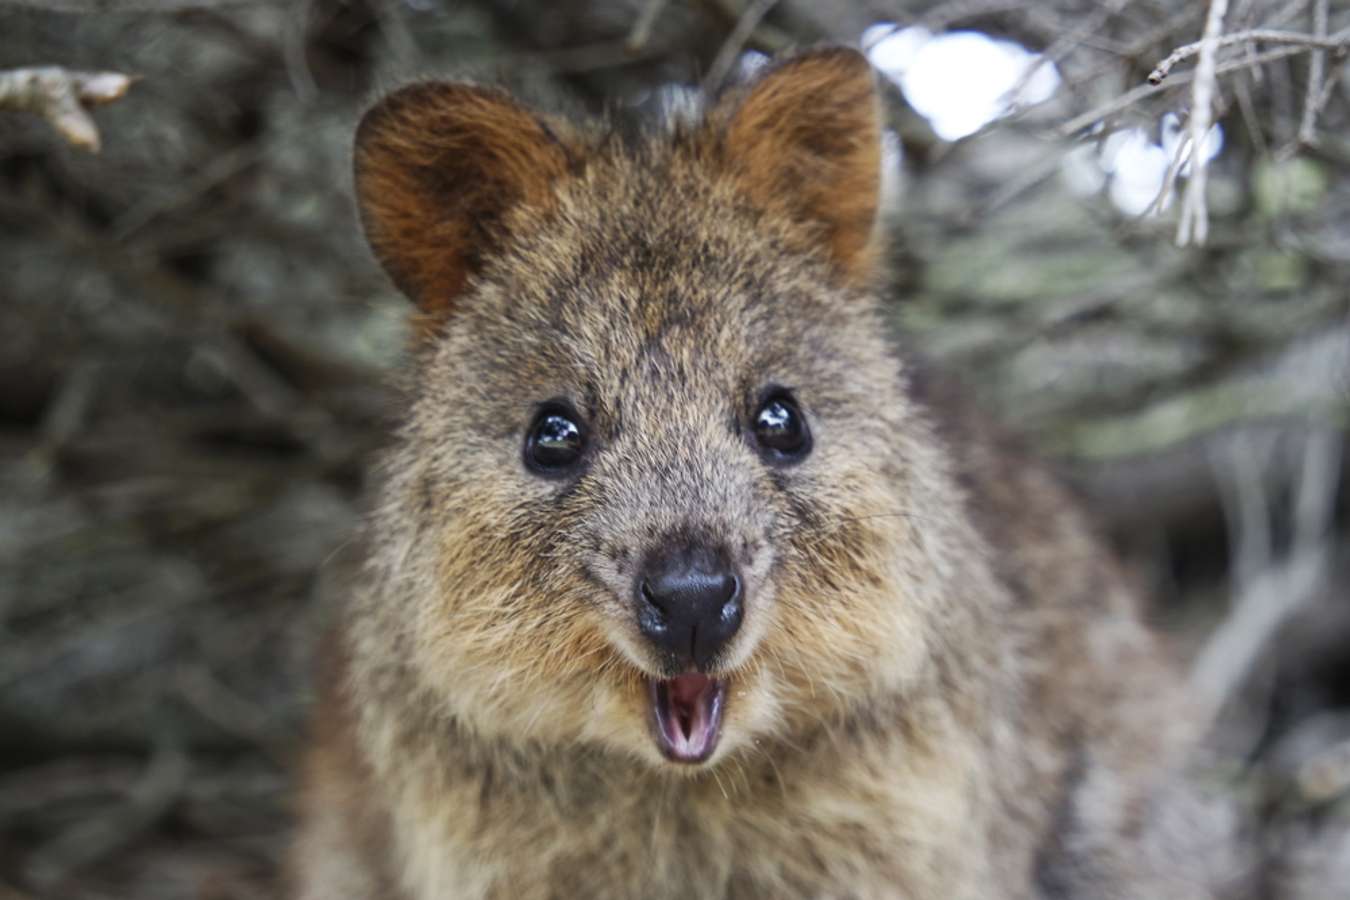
[[635, 545, 744, 670]]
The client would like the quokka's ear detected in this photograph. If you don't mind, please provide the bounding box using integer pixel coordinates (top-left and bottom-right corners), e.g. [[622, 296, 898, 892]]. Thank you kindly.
[[353, 83, 572, 323], [718, 47, 882, 281]]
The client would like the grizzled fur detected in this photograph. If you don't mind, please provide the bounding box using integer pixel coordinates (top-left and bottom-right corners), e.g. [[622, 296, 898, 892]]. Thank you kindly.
[[292, 49, 1228, 899]]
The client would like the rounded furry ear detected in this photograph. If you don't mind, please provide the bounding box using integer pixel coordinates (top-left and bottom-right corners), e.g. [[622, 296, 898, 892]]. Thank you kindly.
[[353, 83, 572, 323], [718, 47, 882, 281]]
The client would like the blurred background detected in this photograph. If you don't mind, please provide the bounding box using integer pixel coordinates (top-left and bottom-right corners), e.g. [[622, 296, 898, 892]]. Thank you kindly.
[[0, 1, 1347, 897]]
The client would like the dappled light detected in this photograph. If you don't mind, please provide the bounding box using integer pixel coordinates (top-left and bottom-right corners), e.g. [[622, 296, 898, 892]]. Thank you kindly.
[[865, 24, 1061, 140]]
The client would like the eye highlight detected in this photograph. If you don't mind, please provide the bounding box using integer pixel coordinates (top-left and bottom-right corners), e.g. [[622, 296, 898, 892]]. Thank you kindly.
[[752, 391, 811, 464], [524, 403, 587, 476]]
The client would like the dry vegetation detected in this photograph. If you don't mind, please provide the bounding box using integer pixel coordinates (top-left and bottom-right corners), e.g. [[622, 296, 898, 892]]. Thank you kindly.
[[0, 1, 1347, 897]]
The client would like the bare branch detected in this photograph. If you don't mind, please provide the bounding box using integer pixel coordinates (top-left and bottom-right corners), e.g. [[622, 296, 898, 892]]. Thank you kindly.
[[0, 66, 132, 153], [1056, 42, 1313, 137], [1191, 431, 1343, 726], [1148, 26, 1350, 85], [1292, 425, 1342, 555], [1175, 0, 1229, 247], [1297, 0, 1330, 145], [626, 0, 670, 52], [701, 0, 779, 94], [1232, 68, 1269, 156], [1143, 132, 1190, 218], [283, 0, 319, 103], [1002, 0, 1133, 109]]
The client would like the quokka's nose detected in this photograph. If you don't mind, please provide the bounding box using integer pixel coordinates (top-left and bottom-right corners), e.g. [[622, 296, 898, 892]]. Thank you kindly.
[[635, 546, 743, 670]]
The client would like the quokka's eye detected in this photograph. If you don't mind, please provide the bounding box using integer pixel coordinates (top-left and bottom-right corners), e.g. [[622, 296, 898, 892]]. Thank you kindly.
[[524, 404, 587, 476], [752, 391, 812, 464]]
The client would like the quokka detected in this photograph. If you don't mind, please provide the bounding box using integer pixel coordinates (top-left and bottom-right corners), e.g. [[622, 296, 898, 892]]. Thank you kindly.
[[292, 47, 1232, 899]]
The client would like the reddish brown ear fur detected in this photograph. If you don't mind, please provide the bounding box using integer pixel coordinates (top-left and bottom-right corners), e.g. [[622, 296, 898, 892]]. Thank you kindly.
[[719, 48, 882, 280], [353, 83, 571, 324]]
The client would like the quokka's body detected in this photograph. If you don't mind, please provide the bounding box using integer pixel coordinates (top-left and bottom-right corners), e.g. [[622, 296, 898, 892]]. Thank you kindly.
[[293, 48, 1220, 899]]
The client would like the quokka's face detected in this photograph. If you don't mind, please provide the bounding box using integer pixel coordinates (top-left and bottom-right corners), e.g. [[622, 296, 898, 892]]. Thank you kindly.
[[357, 50, 943, 769]]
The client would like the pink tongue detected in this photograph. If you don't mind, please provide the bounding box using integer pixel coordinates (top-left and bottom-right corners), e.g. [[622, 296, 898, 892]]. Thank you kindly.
[[669, 673, 711, 710], [665, 674, 713, 749]]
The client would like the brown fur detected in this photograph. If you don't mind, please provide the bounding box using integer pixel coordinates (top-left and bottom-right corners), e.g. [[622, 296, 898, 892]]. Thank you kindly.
[[720, 49, 882, 280], [353, 82, 573, 334], [292, 48, 1229, 899]]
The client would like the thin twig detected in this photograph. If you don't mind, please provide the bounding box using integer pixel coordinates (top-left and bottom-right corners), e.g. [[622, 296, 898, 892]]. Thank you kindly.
[[967, 153, 1064, 221], [1002, 0, 1134, 110], [626, 0, 670, 52], [1148, 26, 1350, 85], [177, 665, 297, 763], [37, 360, 101, 465], [701, 0, 779, 95], [1224, 434, 1277, 588], [112, 141, 264, 240], [1232, 68, 1269, 157], [1056, 42, 1312, 137], [1175, 0, 1228, 247], [0, 66, 132, 152], [374, 0, 421, 67], [1297, 0, 1329, 144], [284, 0, 318, 103], [917, 0, 1025, 31], [1291, 426, 1342, 555], [1144, 127, 1194, 217]]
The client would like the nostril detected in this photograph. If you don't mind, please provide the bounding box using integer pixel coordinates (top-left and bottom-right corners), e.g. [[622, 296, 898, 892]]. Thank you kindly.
[[640, 579, 667, 615], [720, 575, 742, 622], [637, 579, 669, 638]]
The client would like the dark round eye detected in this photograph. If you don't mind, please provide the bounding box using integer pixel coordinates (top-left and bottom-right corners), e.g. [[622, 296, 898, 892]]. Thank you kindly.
[[524, 405, 586, 476], [753, 392, 811, 463]]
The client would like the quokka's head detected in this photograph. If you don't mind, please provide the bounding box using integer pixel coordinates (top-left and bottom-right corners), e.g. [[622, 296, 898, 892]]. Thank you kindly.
[[354, 48, 959, 771]]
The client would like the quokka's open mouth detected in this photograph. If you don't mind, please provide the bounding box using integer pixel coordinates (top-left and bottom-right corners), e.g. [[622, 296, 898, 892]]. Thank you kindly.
[[648, 673, 726, 764]]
